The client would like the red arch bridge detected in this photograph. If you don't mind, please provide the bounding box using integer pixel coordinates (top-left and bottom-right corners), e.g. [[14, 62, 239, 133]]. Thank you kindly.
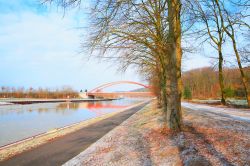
[[82, 81, 154, 99]]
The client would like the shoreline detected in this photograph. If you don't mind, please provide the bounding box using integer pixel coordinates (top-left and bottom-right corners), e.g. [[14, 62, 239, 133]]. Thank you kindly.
[[0, 98, 117, 105], [0, 100, 150, 161]]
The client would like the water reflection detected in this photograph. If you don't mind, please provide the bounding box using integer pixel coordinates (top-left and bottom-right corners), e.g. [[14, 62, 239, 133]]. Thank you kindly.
[[0, 98, 144, 146], [57, 102, 127, 114], [56, 102, 128, 110], [0, 100, 136, 116]]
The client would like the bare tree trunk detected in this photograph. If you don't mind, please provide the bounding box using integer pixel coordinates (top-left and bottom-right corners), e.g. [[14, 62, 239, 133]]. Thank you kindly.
[[161, 73, 168, 111], [161, 83, 168, 123], [232, 39, 250, 106], [218, 46, 226, 105], [214, 0, 250, 106], [166, 53, 182, 130], [165, 0, 182, 131], [176, 1, 183, 126]]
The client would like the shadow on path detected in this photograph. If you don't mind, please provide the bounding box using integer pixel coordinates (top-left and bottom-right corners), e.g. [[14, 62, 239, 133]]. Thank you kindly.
[[172, 123, 234, 166]]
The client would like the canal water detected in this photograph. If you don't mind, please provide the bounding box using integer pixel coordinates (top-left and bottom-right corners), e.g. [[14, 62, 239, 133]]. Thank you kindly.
[[0, 98, 145, 147]]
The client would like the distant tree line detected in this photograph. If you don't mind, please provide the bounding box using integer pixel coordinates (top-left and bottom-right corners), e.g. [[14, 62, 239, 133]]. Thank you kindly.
[[0, 86, 79, 99], [182, 67, 250, 100]]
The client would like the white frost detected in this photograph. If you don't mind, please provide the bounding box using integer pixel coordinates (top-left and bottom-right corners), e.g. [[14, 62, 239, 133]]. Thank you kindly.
[[182, 102, 250, 123]]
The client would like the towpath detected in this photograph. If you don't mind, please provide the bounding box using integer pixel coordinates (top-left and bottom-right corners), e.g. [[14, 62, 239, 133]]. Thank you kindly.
[[0, 102, 148, 166]]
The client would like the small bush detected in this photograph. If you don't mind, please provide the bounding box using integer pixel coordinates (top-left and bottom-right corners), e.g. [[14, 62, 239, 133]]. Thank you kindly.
[[183, 86, 192, 100], [224, 87, 235, 98]]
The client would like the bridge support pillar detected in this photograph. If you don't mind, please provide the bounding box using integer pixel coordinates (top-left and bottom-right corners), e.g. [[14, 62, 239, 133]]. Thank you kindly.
[[79, 92, 89, 99]]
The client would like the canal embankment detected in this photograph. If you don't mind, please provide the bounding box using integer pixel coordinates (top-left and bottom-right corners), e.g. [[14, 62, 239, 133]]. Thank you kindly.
[[1, 98, 134, 146], [63, 102, 250, 166], [0, 100, 150, 165]]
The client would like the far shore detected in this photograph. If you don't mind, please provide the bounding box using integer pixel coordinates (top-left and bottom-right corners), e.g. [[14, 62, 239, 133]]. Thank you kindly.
[[0, 98, 117, 105]]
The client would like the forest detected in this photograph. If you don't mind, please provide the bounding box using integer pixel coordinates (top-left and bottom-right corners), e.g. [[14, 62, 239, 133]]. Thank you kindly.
[[0, 86, 79, 99], [182, 67, 250, 100]]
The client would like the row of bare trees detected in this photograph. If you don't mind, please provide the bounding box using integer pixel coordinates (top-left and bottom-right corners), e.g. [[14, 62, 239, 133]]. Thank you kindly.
[[0, 86, 79, 99], [186, 0, 250, 105], [45, 0, 183, 130], [44, 0, 249, 130]]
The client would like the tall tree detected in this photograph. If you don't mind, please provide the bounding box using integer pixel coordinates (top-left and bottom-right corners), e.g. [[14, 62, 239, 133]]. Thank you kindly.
[[166, 0, 182, 130], [188, 0, 227, 104], [214, 0, 250, 106]]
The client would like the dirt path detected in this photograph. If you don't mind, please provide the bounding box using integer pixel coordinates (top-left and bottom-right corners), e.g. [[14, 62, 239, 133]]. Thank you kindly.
[[0, 103, 148, 166]]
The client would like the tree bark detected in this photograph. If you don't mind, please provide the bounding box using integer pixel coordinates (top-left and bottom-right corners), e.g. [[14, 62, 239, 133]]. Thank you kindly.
[[232, 39, 250, 106], [218, 46, 226, 105], [165, 0, 182, 131]]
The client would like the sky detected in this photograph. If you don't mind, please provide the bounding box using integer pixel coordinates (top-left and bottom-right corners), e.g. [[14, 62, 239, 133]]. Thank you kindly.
[[0, 0, 211, 91]]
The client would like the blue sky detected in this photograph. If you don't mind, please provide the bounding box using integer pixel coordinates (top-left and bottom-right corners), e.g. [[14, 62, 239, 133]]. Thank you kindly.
[[0, 0, 211, 91]]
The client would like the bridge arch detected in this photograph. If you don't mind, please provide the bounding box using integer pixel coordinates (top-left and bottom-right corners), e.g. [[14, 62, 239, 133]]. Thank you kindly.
[[89, 81, 150, 93]]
